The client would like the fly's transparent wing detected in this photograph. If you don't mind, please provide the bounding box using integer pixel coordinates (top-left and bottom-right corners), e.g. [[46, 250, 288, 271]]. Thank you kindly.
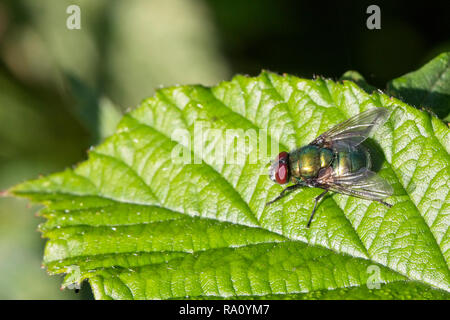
[[327, 168, 393, 201], [311, 108, 390, 147]]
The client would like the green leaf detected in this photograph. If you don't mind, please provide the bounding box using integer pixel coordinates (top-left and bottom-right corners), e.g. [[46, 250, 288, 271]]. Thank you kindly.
[[9, 72, 450, 299], [387, 52, 450, 120], [340, 70, 377, 94]]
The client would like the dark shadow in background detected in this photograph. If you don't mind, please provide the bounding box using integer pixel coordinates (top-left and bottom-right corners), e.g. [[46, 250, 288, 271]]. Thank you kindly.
[[387, 88, 450, 119], [208, 0, 450, 87]]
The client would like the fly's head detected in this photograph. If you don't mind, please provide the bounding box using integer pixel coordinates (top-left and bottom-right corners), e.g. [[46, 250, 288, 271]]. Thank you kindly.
[[269, 151, 290, 185]]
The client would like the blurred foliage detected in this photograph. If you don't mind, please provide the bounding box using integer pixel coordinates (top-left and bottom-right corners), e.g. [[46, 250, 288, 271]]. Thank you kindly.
[[0, 0, 448, 299], [0, 0, 228, 299], [388, 52, 450, 120]]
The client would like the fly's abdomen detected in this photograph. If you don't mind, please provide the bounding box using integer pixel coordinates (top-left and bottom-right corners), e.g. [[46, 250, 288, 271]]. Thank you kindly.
[[332, 146, 370, 176]]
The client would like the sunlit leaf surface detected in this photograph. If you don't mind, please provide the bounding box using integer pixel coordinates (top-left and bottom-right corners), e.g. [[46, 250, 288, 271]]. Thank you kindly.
[[11, 72, 450, 299]]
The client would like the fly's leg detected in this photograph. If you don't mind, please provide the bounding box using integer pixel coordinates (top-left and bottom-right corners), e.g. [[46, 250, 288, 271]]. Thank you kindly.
[[265, 184, 303, 207], [307, 189, 328, 228], [376, 199, 392, 208]]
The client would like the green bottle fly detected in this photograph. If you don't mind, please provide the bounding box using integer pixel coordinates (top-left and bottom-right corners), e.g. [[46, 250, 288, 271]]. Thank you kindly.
[[267, 108, 393, 228]]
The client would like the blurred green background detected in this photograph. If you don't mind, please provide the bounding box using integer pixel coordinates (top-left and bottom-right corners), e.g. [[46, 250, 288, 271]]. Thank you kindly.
[[0, 0, 448, 299]]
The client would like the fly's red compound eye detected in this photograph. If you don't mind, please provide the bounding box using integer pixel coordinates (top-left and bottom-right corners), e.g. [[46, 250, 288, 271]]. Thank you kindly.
[[275, 163, 288, 184], [275, 151, 289, 184], [277, 151, 288, 162]]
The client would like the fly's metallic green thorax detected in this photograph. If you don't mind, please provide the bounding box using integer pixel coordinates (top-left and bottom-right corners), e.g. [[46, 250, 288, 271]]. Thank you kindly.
[[289, 145, 333, 180]]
